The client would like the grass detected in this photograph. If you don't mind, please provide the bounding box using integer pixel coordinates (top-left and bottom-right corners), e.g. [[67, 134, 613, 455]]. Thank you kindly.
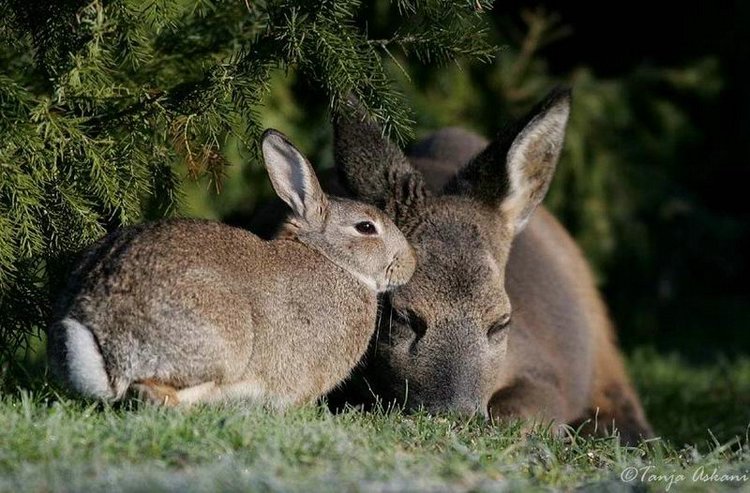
[[1, 349, 749, 492]]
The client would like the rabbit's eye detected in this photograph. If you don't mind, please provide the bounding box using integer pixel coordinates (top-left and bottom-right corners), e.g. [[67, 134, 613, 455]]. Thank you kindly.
[[355, 221, 378, 235]]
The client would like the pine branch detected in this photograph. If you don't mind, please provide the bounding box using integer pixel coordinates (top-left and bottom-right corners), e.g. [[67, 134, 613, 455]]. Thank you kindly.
[[0, 0, 498, 381]]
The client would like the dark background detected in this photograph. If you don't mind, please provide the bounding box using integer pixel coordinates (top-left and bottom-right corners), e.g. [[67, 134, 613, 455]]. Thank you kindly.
[[506, 1, 750, 357]]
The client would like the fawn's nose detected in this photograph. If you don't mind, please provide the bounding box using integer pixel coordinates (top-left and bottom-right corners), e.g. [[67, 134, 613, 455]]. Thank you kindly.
[[401, 328, 495, 420]]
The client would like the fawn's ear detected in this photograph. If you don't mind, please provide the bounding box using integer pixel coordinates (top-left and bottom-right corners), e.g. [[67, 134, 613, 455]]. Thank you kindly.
[[333, 97, 429, 224], [446, 87, 571, 233], [262, 129, 328, 227]]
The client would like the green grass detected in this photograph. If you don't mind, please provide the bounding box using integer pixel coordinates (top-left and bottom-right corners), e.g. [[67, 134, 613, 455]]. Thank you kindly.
[[1, 349, 749, 492]]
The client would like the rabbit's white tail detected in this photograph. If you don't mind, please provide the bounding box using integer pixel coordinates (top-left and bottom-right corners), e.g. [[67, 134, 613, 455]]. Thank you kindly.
[[62, 317, 114, 400]]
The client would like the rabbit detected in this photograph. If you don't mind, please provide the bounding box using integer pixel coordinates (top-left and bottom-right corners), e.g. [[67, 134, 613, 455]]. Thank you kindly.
[[47, 129, 417, 408]]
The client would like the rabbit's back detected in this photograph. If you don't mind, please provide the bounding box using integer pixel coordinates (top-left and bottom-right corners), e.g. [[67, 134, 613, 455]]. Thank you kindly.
[[50, 219, 376, 401]]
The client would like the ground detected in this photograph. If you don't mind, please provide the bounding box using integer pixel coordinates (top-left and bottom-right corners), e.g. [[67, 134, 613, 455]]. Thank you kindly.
[[1, 349, 749, 492]]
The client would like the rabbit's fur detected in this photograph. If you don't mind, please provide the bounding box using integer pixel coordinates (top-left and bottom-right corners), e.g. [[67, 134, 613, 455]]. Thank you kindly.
[[47, 130, 416, 407]]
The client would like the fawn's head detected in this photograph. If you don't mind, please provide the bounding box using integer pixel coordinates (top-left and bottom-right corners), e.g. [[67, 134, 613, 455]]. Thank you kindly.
[[333, 89, 571, 415]]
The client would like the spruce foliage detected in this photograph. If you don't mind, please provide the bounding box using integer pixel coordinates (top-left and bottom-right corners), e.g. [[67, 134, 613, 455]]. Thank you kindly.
[[0, 0, 495, 373]]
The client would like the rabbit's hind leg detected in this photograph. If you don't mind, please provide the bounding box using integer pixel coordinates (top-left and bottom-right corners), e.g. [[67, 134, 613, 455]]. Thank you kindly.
[[132, 379, 181, 407], [175, 381, 220, 405], [176, 380, 267, 406], [130, 380, 222, 406], [131, 379, 275, 407]]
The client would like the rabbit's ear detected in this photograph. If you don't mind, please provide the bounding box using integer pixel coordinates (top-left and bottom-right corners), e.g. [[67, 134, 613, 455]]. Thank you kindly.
[[262, 130, 328, 226]]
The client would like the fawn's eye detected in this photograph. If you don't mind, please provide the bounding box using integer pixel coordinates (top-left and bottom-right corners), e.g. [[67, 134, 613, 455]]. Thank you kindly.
[[487, 314, 512, 339], [387, 306, 427, 355], [391, 308, 427, 338], [355, 221, 378, 235]]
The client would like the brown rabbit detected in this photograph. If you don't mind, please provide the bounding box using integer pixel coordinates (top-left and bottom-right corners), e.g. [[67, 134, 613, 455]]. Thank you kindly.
[[47, 130, 416, 408]]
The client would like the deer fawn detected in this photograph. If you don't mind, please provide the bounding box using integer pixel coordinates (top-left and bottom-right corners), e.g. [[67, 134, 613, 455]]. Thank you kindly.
[[329, 88, 653, 444]]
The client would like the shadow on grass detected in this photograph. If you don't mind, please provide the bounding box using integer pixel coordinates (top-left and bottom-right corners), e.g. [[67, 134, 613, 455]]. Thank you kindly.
[[629, 347, 750, 448], [1, 333, 50, 395]]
